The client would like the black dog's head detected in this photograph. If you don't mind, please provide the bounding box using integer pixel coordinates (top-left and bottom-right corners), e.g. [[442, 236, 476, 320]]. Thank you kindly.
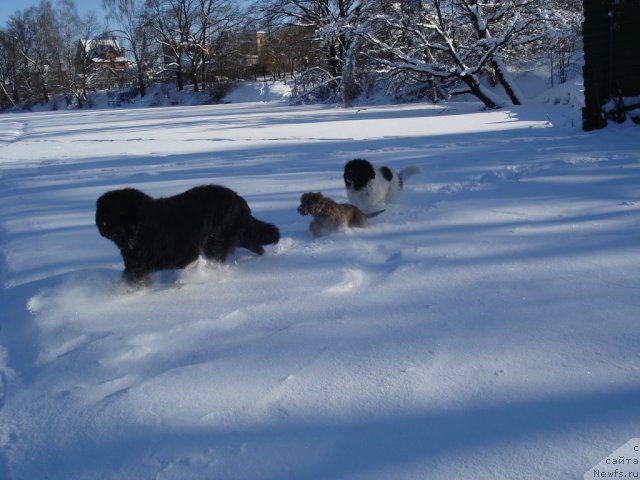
[[297, 192, 326, 217], [344, 158, 375, 192], [95, 188, 153, 249]]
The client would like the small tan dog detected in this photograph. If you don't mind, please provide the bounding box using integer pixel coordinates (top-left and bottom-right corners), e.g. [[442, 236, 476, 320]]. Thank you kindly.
[[297, 192, 369, 237]]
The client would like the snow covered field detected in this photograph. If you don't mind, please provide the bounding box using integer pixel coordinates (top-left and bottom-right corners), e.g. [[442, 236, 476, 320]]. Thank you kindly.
[[1, 88, 639, 479]]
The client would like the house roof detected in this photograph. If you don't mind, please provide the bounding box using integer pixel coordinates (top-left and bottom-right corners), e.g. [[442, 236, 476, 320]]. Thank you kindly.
[[80, 37, 121, 51], [80, 37, 127, 64]]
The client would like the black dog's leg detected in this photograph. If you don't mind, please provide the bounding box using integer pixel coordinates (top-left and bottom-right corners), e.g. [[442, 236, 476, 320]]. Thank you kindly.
[[123, 266, 151, 286]]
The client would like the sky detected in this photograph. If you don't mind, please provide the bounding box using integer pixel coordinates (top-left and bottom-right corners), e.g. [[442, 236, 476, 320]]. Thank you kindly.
[[0, 0, 105, 26]]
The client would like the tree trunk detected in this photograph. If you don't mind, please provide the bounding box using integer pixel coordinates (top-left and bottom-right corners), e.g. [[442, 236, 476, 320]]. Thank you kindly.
[[176, 61, 184, 91], [328, 43, 342, 78], [200, 60, 207, 92], [41, 80, 49, 103], [491, 57, 524, 106], [192, 70, 199, 92], [458, 74, 502, 110], [137, 71, 146, 98]]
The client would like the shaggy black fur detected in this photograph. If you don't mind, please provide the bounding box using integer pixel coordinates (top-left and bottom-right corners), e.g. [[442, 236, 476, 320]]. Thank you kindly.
[[343, 158, 376, 192], [96, 185, 280, 284]]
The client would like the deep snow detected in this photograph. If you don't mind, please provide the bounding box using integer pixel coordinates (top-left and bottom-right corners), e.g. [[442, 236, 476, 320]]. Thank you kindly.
[[0, 81, 639, 479]]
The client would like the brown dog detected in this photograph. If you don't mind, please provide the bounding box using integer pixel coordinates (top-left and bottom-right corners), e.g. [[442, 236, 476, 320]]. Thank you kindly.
[[297, 192, 369, 237]]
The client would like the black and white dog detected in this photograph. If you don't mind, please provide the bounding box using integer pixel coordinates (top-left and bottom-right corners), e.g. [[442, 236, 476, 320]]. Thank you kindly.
[[343, 158, 422, 214]]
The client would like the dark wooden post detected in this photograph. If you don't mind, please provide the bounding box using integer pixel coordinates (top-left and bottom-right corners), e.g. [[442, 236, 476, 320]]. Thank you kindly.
[[582, 0, 640, 130], [581, 0, 609, 131]]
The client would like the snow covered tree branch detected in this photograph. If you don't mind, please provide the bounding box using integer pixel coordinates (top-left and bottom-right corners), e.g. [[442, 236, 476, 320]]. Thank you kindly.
[[356, 0, 566, 108], [358, 1, 506, 109]]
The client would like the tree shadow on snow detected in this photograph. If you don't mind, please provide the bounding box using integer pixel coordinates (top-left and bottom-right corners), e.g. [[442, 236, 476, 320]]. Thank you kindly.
[[39, 386, 640, 479]]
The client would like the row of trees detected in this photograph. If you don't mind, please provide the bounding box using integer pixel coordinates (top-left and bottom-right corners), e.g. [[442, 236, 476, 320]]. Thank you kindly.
[[0, 0, 95, 108], [261, 0, 583, 108], [0, 0, 261, 109], [1, 0, 583, 111]]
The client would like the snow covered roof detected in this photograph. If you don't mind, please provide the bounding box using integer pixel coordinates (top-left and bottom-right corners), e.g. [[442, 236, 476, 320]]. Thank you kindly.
[[80, 37, 127, 64], [80, 36, 120, 50]]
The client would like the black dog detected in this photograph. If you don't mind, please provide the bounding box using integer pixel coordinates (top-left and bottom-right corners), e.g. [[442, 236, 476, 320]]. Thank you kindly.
[[96, 185, 280, 284]]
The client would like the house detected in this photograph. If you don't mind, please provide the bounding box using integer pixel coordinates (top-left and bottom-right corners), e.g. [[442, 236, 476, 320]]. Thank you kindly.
[[77, 36, 128, 72], [76, 35, 129, 90]]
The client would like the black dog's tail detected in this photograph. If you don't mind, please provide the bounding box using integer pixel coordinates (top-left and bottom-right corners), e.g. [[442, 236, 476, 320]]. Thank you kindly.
[[240, 216, 280, 254]]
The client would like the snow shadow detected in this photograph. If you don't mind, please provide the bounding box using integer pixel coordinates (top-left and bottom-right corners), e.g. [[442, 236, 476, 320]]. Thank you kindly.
[[32, 386, 640, 479], [9, 102, 483, 143]]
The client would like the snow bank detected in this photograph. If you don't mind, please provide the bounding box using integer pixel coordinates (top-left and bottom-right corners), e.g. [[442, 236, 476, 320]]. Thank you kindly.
[[224, 80, 292, 103]]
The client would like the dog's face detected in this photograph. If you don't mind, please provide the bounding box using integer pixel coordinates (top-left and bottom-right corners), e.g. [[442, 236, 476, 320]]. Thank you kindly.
[[297, 192, 325, 216], [95, 188, 151, 249], [344, 159, 376, 192]]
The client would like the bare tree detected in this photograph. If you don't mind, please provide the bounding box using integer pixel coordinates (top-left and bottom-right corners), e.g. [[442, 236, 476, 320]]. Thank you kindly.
[[103, 0, 155, 97], [145, 0, 246, 92], [6, 9, 39, 102], [454, 0, 551, 105], [0, 29, 23, 106], [542, 0, 583, 87], [146, 0, 197, 91], [52, 0, 82, 106], [260, 26, 308, 80], [5, 2, 71, 105], [258, 0, 363, 102], [192, 0, 243, 91], [36, 2, 63, 103], [358, 0, 506, 109], [73, 11, 103, 107], [253, 16, 315, 81]]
